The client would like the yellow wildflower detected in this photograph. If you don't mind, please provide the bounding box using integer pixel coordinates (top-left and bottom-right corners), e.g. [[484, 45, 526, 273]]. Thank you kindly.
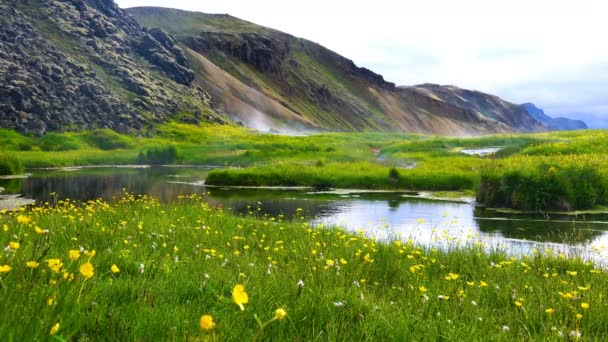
[[79, 262, 94, 279], [84, 250, 96, 258], [274, 308, 287, 321], [199, 315, 215, 331], [581, 303, 590, 309], [47, 259, 63, 273], [0, 265, 12, 274], [515, 301, 523, 308], [567, 271, 577, 276], [49, 322, 60, 335], [545, 308, 554, 314], [419, 286, 428, 292], [26, 261, 39, 269], [232, 284, 249, 311], [111, 264, 120, 273], [34, 226, 46, 234], [68, 250, 81, 261], [576, 313, 583, 319], [9, 241, 20, 250], [16, 215, 31, 224], [479, 281, 489, 287], [445, 273, 459, 281]]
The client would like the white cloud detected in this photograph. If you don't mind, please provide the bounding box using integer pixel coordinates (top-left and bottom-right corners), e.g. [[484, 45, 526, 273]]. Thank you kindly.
[[116, 0, 608, 126]]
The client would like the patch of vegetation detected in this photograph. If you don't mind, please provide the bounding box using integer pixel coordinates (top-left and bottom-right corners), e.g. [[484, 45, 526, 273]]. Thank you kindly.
[[0, 153, 24, 175], [81, 129, 134, 150], [137, 145, 179, 165], [37, 133, 83, 151], [0, 195, 606, 340], [2, 125, 607, 210]]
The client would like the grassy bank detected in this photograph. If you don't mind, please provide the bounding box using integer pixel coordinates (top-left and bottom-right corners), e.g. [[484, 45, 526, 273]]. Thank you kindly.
[[3, 125, 608, 210], [0, 195, 607, 340]]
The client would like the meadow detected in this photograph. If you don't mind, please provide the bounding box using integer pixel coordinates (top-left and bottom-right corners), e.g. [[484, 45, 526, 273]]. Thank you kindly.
[[2, 124, 608, 211], [1, 194, 607, 340]]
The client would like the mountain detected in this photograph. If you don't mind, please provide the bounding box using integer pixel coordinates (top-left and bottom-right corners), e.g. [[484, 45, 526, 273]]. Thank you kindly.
[[0, 0, 225, 135], [521, 103, 587, 131], [0, 2, 583, 136], [127, 6, 546, 135], [405, 84, 547, 132]]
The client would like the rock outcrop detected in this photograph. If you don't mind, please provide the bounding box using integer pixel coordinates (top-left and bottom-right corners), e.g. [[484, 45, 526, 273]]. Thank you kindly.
[[0, 0, 222, 135]]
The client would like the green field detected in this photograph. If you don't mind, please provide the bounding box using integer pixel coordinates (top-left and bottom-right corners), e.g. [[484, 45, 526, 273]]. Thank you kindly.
[[2, 125, 608, 211], [1, 194, 607, 340]]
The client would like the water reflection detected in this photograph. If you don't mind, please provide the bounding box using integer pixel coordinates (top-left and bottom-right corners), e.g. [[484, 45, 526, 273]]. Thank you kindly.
[[2, 166, 608, 262]]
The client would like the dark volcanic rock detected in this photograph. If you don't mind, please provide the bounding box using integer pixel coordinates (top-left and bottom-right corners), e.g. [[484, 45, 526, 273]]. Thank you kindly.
[[0, 0, 223, 135]]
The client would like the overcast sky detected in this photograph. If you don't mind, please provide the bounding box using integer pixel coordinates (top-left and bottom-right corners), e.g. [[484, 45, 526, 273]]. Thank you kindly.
[[116, 0, 608, 127]]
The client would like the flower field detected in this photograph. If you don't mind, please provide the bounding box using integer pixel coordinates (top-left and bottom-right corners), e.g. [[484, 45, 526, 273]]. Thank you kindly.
[[1, 193, 607, 340]]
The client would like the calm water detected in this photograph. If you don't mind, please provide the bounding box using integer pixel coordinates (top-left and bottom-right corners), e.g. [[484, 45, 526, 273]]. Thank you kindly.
[[2, 166, 608, 263]]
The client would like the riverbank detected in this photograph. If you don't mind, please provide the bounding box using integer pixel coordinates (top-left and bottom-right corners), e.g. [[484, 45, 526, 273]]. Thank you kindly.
[[1, 195, 607, 340], [3, 125, 608, 211]]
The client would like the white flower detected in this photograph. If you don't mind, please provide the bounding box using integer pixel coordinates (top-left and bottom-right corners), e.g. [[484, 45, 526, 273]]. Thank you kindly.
[[569, 330, 581, 339], [502, 325, 510, 332], [333, 301, 345, 308], [204, 273, 209, 279], [471, 300, 478, 306], [221, 259, 229, 267], [139, 263, 145, 274], [297, 279, 304, 288], [352, 281, 360, 287]]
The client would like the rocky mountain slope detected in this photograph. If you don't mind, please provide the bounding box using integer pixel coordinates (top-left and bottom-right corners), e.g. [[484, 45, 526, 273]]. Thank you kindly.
[[0, 0, 224, 135], [521, 103, 587, 131], [406, 84, 547, 132], [128, 6, 549, 135], [0, 2, 585, 135]]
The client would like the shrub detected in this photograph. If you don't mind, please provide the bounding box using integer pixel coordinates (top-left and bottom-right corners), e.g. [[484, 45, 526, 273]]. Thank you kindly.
[[37, 133, 81, 151], [82, 129, 133, 150], [0, 153, 24, 175], [137, 146, 179, 165]]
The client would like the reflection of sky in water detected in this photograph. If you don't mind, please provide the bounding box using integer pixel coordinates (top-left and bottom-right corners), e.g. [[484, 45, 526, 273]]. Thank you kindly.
[[312, 199, 608, 266], [5, 166, 608, 265]]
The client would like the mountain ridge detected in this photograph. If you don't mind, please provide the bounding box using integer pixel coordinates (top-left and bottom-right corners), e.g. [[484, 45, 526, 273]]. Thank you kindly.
[[0, 1, 586, 135]]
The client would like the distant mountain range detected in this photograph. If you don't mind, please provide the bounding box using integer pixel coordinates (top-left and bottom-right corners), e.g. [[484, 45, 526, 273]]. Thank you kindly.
[[0, 1, 586, 135]]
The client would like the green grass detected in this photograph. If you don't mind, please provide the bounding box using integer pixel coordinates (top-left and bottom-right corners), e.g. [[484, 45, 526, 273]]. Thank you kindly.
[[3, 125, 607, 210], [1, 195, 607, 340]]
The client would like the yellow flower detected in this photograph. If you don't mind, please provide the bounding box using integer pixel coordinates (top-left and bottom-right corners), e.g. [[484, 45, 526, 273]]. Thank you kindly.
[[581, 303, 590, 309], [68, 250, 81, 261], [199, 315, 215, 331], [47, 259, 63, 273], [479, 281, 489, 287], [9, 241, 20, 250], [545, 308, 554, 314], [34, 226, 46, 234], [514, 301, 523, 308], [16, 215, 31, 224], [445, 273, 459, 281], [419, 286, 428, 292], [567, 271, 577, 276], [84, 250, 96, 258], [232, 284, 249, 311], [49, 322, 60, 335], [26, 261, 39, 269], [111, 264, 120, 273], [274, 308, 287, 321], [576, 313, 583, 319], [0, 265, 12, 274], [79, 262, 94, 279]]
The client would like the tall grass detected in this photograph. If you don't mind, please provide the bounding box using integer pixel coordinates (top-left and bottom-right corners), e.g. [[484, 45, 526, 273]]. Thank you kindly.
[[0, 195, 606, 340], [0, 153, 24, 175]]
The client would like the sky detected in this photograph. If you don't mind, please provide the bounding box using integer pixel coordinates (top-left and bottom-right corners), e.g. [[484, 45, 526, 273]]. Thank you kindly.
[[115, 0, 608, 127]]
